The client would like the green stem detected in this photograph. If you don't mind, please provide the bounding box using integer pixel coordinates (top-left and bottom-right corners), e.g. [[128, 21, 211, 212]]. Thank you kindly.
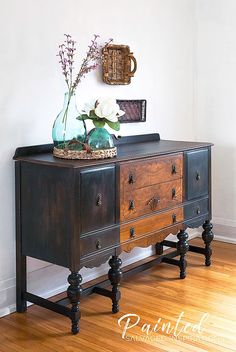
[[62, 89, 73, 147]]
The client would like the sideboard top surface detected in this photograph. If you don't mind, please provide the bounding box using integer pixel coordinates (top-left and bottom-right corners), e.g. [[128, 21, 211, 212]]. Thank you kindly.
[[14, 135, 213, 168]]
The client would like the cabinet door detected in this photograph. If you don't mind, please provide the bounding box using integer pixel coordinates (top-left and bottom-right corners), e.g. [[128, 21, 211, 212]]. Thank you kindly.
[[80, 165, 116, 233], [185, 149, 209, 200]]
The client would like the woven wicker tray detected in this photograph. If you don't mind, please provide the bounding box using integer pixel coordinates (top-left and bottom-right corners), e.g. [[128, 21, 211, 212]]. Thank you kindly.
[[53, 147, 117, 160]]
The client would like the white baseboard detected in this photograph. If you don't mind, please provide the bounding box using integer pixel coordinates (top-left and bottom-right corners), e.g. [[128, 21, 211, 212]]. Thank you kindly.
[[212, 223, 236, 244], [0, 229, 200, 318], [213, 217, 236, 228]]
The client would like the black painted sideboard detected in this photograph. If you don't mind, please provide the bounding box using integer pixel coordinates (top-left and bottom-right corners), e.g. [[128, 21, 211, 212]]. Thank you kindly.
[[14, 133, 214, 334]]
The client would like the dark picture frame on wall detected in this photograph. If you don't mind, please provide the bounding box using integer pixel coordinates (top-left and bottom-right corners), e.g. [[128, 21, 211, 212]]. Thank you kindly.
[[117, 99, 146, 123]]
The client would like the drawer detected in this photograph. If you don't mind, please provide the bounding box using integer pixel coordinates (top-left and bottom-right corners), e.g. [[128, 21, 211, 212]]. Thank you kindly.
[[80, 227, 119, 257], [120, 153, 183, 191], [120, 179, 183, 221], [80, 165, 116, 233], [185, 149, 209, 200], [184, 198, 209, 220], [120, 207, 184, 243]]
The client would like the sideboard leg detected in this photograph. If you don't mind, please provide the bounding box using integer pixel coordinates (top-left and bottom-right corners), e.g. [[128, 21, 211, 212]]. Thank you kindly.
[[177, 230, 189, 279], [108, 256, 122, 313], [67, 271, 82, 334], [16, 254, 27, 312], [155, 242, 164, 255], [202, 220, 214, 266]]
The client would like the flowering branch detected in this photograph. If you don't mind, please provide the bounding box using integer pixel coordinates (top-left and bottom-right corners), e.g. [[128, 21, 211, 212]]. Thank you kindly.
[[57, 34, 113, 145], [58, 34, 113, 94]]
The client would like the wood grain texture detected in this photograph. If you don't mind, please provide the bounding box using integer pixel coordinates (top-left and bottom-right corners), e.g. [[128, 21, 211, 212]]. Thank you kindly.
[[121, 224, 182, 252], [120, 207, 184, 244], [120, 179, 183, 221], [120, 153, 183, 192], [1, 239, 235, 352]]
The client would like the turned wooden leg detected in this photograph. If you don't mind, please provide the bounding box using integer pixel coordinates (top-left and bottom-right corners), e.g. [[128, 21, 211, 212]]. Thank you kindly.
[[177, 230, 189, 279], [202, 220, 214, 266], [156, 242, 164, 255], [67, 272, 82, 334], [108, 256, 122, 313]]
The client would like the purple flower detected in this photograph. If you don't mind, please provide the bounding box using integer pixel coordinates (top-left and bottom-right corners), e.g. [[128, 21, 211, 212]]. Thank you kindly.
[[57, 34, 113, 93]]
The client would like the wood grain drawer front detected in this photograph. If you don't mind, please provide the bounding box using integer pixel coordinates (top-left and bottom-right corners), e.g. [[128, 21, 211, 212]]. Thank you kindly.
[[184, 198, 209, 220], [80, 165, 116, 234], [80, 227, 119, 257], [120, 207, 184, 243], [121, 179, 183, 221], [120, 153, 183, 191]]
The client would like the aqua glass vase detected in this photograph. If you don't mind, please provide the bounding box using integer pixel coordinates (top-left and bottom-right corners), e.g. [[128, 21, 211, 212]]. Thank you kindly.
[[52, 92, 86, 150], [88, 127, 114, 150]]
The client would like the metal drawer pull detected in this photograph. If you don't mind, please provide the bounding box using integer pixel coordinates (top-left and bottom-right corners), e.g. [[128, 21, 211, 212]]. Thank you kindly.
[[129, 200, 135, 210], [196, 172, 201, 181], [128, 173, 136, 184], [96, 193, 102, 206], [130, 227, 136, 238], [172, 213, 177, 223], [172, 164, 177, 174], [96, 240, 102, 250], [196, 207, 201, 215], [147, 196, 160, 210], [172, 188, 176, 199]]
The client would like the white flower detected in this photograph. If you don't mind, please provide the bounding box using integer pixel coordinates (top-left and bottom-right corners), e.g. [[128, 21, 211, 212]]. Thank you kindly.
[[82, 99, 96, 116], [95, 97, 125, 122]]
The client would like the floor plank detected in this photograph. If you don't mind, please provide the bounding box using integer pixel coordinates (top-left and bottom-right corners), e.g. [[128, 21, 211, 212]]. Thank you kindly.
[[0, 238, 235, 352]]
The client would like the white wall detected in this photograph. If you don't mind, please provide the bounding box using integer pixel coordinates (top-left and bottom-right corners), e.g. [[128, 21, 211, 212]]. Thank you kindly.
[[195, 0, 236, 242], [0, 0, 196, 316]]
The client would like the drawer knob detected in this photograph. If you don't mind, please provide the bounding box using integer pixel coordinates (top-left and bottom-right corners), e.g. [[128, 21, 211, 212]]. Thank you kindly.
[[96, 240, 102, 250], [196, 172, 201, 181], [172, 213, 177, 223], [128, 173, 136, 184], [172, 188, 176, 199], [129, 200, 135, 210], [147, 196, 160, 211], [96, 193, 102, 206], [130, 227, 136, 238], [196, 207, 201, 215], [172, 164, 177, 174]]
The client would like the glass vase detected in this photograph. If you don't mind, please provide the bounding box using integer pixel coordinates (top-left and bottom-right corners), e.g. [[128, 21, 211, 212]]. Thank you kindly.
[[52, 92, 86, 150], [88, 127, 114, 150]]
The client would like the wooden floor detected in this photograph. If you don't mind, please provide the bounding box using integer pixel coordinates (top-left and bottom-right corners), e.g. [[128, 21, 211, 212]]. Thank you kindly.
[[0, 238, 236, 352]]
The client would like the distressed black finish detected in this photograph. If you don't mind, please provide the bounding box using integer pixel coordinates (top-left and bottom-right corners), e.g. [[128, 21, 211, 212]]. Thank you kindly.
[[161, 230, 189, 279], [15, 162, 27, 313], [80, 165, 116, 233], [80, 227, 120, 257], [14, 133, 213, 334], [202, 220, 214, 266], [185, 149, 209, 200], [177, 230, 189, 279], [108, 255, 122, 313], [184, 197, 209, 220], [67, 272, 82, 334]]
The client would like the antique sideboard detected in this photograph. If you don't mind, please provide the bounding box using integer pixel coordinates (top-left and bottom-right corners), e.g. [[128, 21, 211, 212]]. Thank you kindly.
[[14, 133, 214, 334]]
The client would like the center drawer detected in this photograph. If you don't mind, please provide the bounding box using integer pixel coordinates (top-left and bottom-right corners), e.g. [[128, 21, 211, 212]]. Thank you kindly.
[[120, 153, 183, 192], [120, 179, 183, 221], [120, 207, 184, 243]]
